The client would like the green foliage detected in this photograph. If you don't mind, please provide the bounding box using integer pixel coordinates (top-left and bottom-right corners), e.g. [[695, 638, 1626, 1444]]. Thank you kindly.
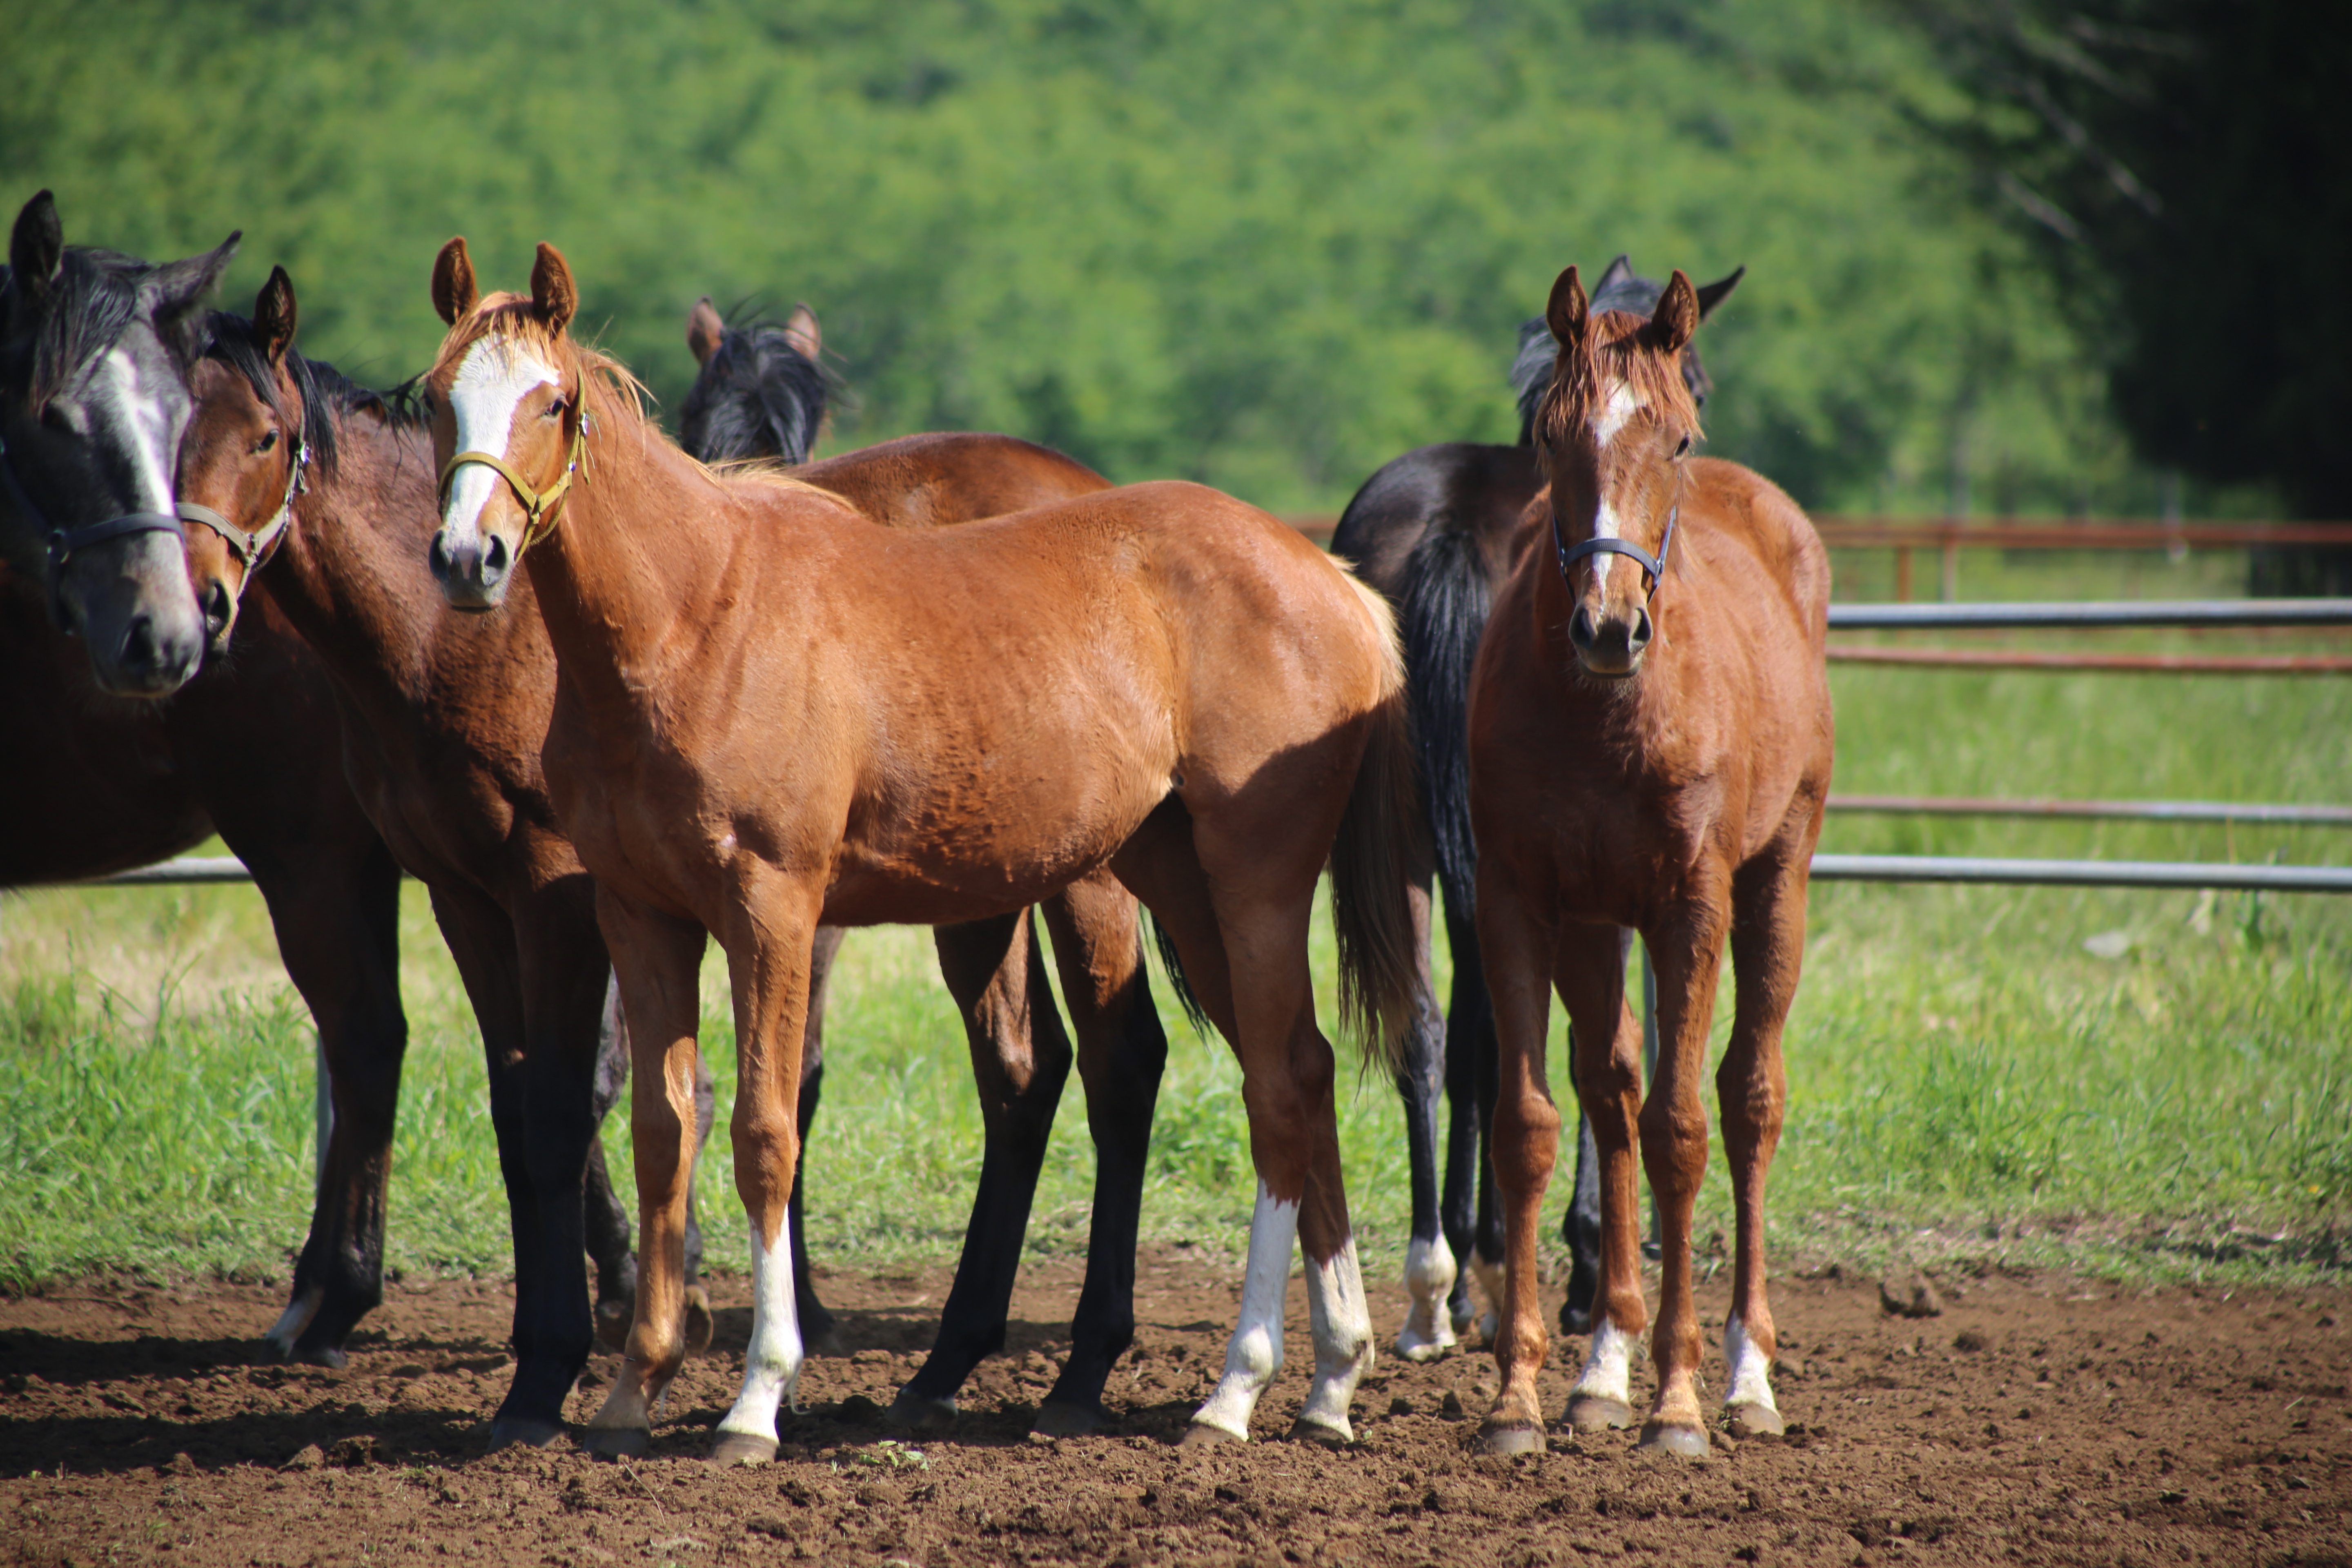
[[0, 0, 2187, 514]]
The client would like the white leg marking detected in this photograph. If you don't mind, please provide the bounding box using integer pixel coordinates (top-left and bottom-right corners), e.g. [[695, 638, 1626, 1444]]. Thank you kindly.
[[1573, 1318, 1636, 1407], [1470, 1250, 1505, 1343], [1723, 1315, 1777, 1412], [1298, 1237, 1374, 1439], [264, 1286, 324, 1357], [1395, 1234, 1457, 1361], [717, 1216, 804, 1443], [1191, 1183, 1297, 1440], [441, 339, 559, 548]]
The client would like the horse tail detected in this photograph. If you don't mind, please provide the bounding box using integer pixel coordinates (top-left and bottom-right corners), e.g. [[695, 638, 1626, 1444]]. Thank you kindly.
[[1148, 911, 1214, 1038], [1330, 579, 1420, 1080], [1398, 521, 1494, 926]]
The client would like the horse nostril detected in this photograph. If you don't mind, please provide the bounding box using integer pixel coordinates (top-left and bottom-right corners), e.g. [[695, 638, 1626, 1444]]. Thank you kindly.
[[120, 614, 158, 671], [204, 580, 233, 642], [481, 533, 509, 579], [428, 532, 455, 580], [1570, 606, 1597, 648], [1629, 607, 1653, 649]]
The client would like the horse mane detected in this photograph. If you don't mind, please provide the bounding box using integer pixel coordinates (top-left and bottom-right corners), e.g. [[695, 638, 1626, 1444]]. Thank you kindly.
[[677, 309, 832, 466], [201, 309, 428, 479], [0, 247, 149, 406], [1511, 269, 1716, 444], [431, 293, 849, 511], [1533, 309, 1705, 454]]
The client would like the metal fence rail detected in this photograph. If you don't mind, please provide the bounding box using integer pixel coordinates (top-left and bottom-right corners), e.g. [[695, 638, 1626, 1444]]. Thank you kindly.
[[1828, 794, 2352, 826], [1827, 598, 2352, 631]]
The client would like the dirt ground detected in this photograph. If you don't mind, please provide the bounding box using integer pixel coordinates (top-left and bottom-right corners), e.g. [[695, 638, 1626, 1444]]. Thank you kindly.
[[1, 1250, 2345, 1568]]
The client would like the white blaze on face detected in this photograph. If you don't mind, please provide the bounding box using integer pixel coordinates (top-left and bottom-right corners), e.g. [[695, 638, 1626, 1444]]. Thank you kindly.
[[1192, 1181, 1298, 1440], [1573, 1316, 1636, 1408], [1581, 382, 1646, 593], [1724, 1314, 1778, 1412], [441, 337, 559, 550], [717, 1213, 804, 1444], [96, 343, 178, 515]]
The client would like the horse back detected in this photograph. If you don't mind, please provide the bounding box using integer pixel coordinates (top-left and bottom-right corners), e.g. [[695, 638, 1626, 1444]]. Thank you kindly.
[[798, 432, 1112, 530]]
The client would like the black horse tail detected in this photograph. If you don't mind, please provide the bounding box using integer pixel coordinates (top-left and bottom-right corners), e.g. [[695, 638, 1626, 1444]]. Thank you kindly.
[[1398, 520, 1494, 926], [1148, 911, 1213, 1038]]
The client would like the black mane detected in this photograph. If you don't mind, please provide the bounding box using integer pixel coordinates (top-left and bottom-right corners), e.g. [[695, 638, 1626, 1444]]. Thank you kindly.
[[678, 312, 831, 465], [1, 247, 149, 406], [201, 311, 425, 479]]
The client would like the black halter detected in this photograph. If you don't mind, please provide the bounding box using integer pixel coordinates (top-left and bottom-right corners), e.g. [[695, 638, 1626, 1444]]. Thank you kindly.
[[1552, 492, 1679, 599], [0, 426, 185, 624]]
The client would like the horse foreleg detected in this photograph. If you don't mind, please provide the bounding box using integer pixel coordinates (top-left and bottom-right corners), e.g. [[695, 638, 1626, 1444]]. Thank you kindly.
[[710, 879, 824, 1466], [1035, 874, 1167, 1436], [788, 924, 846, 1356], [581, 891, 706, 1461], [1469, 876, 1562, 1454], [1394, 875, 1456, 1362], [1554, 928, 1644, 1436], [1716, 844, 1810, 1441], [889, 911, 1071, 1430], [1636, 889, 1732, 1459]]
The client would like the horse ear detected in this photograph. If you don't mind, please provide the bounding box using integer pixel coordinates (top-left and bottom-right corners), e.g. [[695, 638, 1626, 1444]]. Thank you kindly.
[[1644, 270, 1699, 355], [143, 229, 242, 364], [1546, 265, 1588, 350], [531, 243, 577, 334], [784, 303, 821, 361], [256, 266, 298, 366], [432, 238, 478, 326], [1593, 254, 1634, 295], [1694, 265, 1745, 321], [686, 297, 724, 365], [8, 190, 63, 315]]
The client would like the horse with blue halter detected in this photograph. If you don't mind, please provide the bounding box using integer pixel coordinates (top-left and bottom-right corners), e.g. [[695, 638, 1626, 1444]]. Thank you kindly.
[[1329, 255, 1742, 1353]]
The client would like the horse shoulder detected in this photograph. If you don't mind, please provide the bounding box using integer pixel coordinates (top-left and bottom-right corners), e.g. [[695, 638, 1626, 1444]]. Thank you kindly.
[[1690, 460, 1829, 638]]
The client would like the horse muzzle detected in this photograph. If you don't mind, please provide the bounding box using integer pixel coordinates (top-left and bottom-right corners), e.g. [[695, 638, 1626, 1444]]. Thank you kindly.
[[1568, 599, 1652, 679], [428, 525, 512, 611]]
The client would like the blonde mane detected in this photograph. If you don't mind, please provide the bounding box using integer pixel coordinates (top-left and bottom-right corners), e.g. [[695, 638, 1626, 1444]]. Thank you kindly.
[[1534, 309, 1705, 454]]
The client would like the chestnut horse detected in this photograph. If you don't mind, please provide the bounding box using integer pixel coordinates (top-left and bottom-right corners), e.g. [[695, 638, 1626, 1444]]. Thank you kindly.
[[1329, 257, 1742, 1356], [421, 238, 1415, 1462], [1461, 267, 1830, 1456], [180, 271, 1169, 1442]]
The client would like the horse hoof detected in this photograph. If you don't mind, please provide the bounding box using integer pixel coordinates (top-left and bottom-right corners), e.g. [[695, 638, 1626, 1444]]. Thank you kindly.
[[1477, 1423, 1545, 1457], [487, 1417, 566, 1452], [1637, 1420, 1711, 1459], [1033, 1401, 1108, 1439], [1566, 1395, 1635, 1433], [579, 1426, 651, 1461], [594, 1300, 632, 1356], [1290, 1417, 1354, 1448], [291, 1345, 347, 1372], [1394, 1327, 1454, 1363], [1178, 1421, 1245, 1448], [683, 1287, 715, 1359], [884, 1388, 958, 1432], [709, 1432, 777, 1467], [1725, 1401, 1785, 1440]]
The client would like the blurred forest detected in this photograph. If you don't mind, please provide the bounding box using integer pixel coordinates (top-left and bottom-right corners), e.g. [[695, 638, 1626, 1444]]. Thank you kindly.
[[0, 0, 2285, 517]]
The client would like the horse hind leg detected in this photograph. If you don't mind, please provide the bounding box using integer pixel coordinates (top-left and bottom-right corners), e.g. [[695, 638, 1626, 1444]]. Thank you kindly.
[[1034, 873, 1168, 1437], [1394, 875, 1457, 1362], [587, 973, 636, 1354], [788, 923, 847, 1357], [1441, 898, 1503, 1344], [1715, 847, 1808, 1442]]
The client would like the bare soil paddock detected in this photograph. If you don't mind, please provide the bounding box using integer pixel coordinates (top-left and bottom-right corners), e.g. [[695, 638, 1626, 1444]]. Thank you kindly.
[[1, 1252, 2345, 1567]]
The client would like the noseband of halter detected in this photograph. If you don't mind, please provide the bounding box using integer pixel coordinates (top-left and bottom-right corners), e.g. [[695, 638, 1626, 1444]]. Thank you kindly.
[[0, 427, 187, 624], [436, 374, 589, 560], [1552, 492, 1679, 600], [178, 437, 308, 590]]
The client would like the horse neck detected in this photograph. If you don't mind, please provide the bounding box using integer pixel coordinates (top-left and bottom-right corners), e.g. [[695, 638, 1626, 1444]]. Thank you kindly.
[[526, 412, 768, 719], [262, 405, 443, 699]]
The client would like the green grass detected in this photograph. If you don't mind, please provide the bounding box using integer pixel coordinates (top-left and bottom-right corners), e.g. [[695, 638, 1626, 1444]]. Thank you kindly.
[[3, 548, 2348, 1296]]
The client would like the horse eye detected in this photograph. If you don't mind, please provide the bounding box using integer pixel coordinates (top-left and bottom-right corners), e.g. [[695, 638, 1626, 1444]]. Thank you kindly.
[[256, 430, 280, 454], [545, 396, 567, 419], [1674, 435, 1691, 458]]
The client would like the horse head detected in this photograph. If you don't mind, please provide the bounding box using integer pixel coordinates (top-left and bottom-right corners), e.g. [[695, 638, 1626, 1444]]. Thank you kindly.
[[0, 190, 236, 695], [421, 236, 599, 611], [1533, 264, 1706, 681], [678, 297, 829, 465], [1512, 255, 1741, 446], [178, 266, 329, 653]]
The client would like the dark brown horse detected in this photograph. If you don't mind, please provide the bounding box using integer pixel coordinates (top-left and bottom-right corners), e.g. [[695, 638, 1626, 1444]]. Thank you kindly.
[[180, 271, 1169, 1443], [1328, 256, 1742, 1353], [1461, 267, 1831, 1456], [1, 192, 412, 1370], [419, 239, 1416, 1463]]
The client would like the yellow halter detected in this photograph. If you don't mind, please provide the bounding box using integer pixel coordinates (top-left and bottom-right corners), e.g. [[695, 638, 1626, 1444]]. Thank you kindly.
[[436, 372, 590, 559]]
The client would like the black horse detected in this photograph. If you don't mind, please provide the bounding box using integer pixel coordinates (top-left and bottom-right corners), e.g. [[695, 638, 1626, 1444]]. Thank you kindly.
[[1330, 256, 1744, 1348]]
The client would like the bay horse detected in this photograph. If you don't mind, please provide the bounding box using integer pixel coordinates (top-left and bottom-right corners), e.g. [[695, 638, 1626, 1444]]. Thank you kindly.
[[180, 270, 1168, 1442], [1328, 256, 1742, 1354], [420, 238, 1416, 1462], [0, 191, 416, 1372], [0, 189, 232, 694], [1461, 266, 1831, 1456]]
